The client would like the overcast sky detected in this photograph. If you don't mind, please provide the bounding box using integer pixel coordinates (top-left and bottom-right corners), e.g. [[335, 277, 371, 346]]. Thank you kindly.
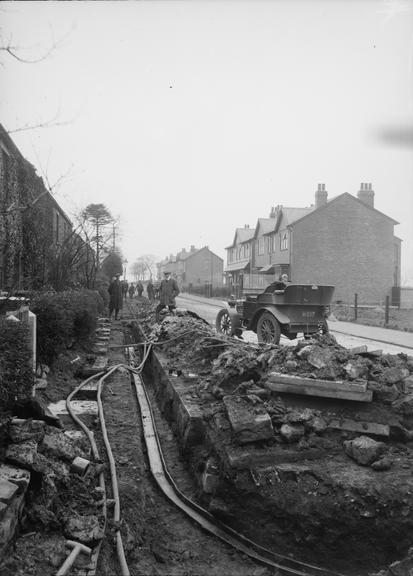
[[1, 0, 412, 282]]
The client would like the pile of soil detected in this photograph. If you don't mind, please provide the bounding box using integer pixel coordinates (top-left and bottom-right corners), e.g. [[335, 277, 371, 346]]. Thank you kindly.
[[139, 305, 413, 575]]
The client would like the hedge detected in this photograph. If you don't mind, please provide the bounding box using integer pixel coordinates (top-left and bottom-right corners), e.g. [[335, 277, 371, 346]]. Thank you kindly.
[[31, 288, 104, 365], [0, 318, 35, 413]]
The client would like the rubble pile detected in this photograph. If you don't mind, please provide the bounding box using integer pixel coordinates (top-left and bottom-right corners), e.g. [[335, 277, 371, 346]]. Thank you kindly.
[[2, 418, 104, 541], [149, 313, 232, 371]]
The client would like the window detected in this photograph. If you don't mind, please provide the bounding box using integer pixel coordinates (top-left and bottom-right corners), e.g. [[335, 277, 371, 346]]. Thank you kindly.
[[271, 235, 277, 253], [244, 243, 250, 258], [280, 231, 288, 251], [258, 238, 264, 255]]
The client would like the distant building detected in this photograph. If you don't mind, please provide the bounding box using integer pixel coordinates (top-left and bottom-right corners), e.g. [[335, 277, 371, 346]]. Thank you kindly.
[[225, 183, 401, 303], [157, 245, 224, 289]]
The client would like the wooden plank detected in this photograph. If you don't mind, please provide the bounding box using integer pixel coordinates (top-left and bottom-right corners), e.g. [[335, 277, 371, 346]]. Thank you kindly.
[[266, 373, 372, 402], [327, 418, 389, 436], [268, 372, 367, 391]]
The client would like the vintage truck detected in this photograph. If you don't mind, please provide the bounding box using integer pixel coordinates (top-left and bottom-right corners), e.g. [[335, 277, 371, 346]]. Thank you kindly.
[[215, 283, 335, 344]]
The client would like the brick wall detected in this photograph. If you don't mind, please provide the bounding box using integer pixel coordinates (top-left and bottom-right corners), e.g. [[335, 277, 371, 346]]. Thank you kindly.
[[184, 248, 224, 286], [291, 195, 396, 303]]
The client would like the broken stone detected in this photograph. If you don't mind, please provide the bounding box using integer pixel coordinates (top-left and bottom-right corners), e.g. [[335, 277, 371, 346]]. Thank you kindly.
[[307, 346, 333, 369], [223, 395, 274, 444], [0, 464, 31, 493], [382, 367, 410, 385], [284, 360, 298, 370], [371, 457, 393, 471], [40, 431, 79, 462], [392, 394, 413, 416], [286, 408, 314, 425], [402, 375, 413, 394], [8, 419, 46, 444], [0, 477, 19, 504], [296, 345, 312, 359], [310, 416, 328, 434], [6, 441, 38, 470], [343, 360, 367, 380], [280, 423, 305, 443], [343, 436, 385, 466], [64, 513, 104, 544]]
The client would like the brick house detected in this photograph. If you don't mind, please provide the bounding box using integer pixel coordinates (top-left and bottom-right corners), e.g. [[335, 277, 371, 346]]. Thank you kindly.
[[225, 183, 400, 303], [0, 124, 73, 291], [157, 245, 223, 289], [224, 226, 254, 293]]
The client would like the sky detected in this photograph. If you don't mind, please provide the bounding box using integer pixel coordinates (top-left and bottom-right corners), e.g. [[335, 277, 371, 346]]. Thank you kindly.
[[1, 0, 413, 282]]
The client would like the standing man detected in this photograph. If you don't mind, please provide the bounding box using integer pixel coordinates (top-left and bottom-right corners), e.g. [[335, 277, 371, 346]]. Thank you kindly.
[[108, 273, 123, 320], [155, 271, 179, 321], [146, 279, 155, 302]]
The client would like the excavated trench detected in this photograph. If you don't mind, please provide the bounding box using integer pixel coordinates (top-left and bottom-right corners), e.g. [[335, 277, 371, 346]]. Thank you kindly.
[[132, 305, 413, 576]]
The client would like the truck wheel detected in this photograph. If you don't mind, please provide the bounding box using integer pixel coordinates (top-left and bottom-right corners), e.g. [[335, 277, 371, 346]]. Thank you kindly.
[[216, 309, 235, 336], [257, 312, 281, 344]]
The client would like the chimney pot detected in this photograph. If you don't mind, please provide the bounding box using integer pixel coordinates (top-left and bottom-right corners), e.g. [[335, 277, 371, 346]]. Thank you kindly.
[[357, 182, 374, 207], [315, 183, 328, 208]]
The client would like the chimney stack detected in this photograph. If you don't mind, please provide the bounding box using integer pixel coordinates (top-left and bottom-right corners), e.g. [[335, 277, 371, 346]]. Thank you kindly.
[[315, 183, 328, 208], [357, 182, 374, 207]]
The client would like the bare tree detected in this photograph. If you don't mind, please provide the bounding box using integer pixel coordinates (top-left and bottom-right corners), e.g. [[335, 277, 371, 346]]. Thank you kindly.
[[132, 255, 156, 281]]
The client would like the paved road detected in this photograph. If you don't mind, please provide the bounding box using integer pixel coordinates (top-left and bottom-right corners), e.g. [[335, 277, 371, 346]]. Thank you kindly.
[[177, 293, 413, 356]]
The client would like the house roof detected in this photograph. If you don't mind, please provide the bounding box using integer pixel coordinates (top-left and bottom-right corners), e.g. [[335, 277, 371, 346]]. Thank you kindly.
[[288, 192, 399, 228], [226, 227, 254, 249], [262, 207, 314, 235], [253, 218, 276, 239], [184, 245, 223, 263]]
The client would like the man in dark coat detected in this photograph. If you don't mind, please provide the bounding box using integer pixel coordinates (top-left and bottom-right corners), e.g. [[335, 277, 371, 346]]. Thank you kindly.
[[136, 281, 144, 297], [108, 273, 123, 320], [155, 271, 179, 321], [146, 279, 155, 302]]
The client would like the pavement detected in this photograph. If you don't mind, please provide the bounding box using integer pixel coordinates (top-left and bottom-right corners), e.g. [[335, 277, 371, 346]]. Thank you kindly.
[[179, 292, 413, 351]]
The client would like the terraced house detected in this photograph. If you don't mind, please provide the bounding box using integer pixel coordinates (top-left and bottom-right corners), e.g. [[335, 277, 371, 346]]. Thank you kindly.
[[0, 124, 83, 292], [225, 183, 401, 303]]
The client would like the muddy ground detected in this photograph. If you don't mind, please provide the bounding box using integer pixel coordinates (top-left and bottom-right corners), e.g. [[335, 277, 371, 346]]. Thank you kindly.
[[1, 297, 413, 576]]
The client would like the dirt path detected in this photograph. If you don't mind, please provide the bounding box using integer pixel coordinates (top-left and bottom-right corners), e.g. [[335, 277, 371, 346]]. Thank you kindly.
[[98, 314, 266, 576]]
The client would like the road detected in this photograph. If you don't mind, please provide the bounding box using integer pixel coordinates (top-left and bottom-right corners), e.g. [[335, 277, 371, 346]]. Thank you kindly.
[[177, 294, 413, 356]]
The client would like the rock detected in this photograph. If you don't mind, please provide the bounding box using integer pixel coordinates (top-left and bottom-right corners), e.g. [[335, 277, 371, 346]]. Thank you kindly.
[[8, 419, 46, 444], [40, 430, 84, 462], [223, 395, 274, 444], [344, 436, 385, 466], [0, 464, 30, 493], [0, 477, 18, 504], [307, 346, 333, 369], [284, 360, 298, 370], [392, 394, 413, 416], [286, 408, 314, 425], [402, 375, 413, 394], [280, 423, 305, 443], [382, 367, 409, 385], [311, 416, 328, 434], [343, 360, 367, 380], [64, 513, 104, 544], [371, 457, 393, 471], [6, 441, 38, 470], [297, 345, 313, 359]]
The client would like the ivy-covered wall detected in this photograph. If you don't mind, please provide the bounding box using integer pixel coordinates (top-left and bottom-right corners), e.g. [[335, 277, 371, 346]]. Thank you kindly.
[[0, 127, 73, 292]]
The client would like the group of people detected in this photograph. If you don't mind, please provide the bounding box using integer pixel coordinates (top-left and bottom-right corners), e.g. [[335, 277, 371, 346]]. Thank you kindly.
[[108, 271, 179, 321]]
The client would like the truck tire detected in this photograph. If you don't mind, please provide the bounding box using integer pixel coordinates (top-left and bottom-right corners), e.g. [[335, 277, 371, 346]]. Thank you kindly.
[[257, 311, 281, 344], [215, 309, 237, 336]]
